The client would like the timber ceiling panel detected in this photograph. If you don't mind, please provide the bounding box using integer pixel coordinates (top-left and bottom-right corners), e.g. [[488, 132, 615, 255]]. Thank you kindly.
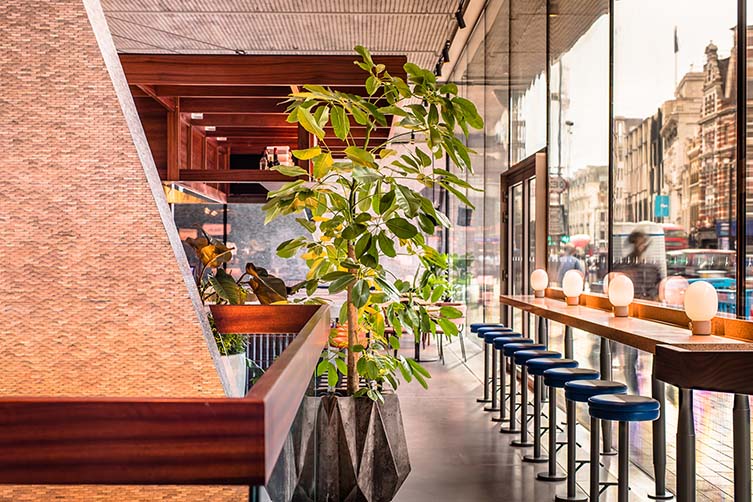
[[102, 0, 459, 69]]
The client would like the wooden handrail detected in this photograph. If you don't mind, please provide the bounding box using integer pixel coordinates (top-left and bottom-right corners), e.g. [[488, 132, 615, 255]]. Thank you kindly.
[[0, 304, 330, 486]]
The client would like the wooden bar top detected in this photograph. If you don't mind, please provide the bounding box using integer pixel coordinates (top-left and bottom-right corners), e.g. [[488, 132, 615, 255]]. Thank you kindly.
[[500, 294, 747, 354], [501, 294, 753, 394]]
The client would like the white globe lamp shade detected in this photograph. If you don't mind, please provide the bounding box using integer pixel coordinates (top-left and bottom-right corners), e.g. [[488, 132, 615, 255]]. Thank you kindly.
[[562, 270, 584, 306], [530, 269, 549, 298], [683, 281, 718, 335], [608, 274, 634, 317]]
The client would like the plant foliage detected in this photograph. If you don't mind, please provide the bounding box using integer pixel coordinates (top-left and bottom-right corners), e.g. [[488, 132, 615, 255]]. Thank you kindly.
[[264, 46, 482, 401]]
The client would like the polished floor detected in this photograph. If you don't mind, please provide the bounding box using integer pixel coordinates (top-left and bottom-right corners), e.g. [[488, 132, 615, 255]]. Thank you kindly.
[[394, 333, 658, 502]]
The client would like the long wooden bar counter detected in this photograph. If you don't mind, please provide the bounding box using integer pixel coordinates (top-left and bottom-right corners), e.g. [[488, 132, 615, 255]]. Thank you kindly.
[[500, 294, 753, 502]]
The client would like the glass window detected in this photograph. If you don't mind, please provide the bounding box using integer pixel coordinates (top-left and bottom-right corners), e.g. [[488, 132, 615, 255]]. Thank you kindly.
[[548, 0, 609, 289], [613, 0, 737, 310]]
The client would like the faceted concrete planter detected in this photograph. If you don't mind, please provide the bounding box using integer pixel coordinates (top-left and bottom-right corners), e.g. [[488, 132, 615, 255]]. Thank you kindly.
[[268, 393, 410, 501]]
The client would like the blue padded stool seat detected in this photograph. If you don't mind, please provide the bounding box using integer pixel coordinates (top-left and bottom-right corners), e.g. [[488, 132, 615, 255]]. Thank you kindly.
[[527, 357, 577, 376], [492, 336, 527, 350], [477, 326, 513, 337], [471, 323, 507, 333], [515, 349, 560, 365], [484, 331, 521, 343], [504, 342, 546, 357], [588, 394, 660, 422], [565, 380, 627, 403], [544, 367, 599, 388]]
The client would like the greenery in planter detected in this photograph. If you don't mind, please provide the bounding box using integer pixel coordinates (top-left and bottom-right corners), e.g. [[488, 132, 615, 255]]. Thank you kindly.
[[264, 46, 482, 401]]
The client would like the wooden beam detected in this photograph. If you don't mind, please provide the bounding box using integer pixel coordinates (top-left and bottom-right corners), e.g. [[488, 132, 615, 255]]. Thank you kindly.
[[136, 85, 176, 112], [180, 98, 288, 114], [179, 169, 307, 183], [204, 127, 298, 139], [121, 55, 408, 86], [154, 85, 292, 98], [298, 124, 311, 171], [166, 108, 180, 181], [190, 114, 290, 128]]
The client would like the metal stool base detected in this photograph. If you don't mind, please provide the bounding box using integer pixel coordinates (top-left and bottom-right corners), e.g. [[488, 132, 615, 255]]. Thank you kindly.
[[523, 454, 548, 463], [554, 494, 587, 502], [476, 398, 492, 403], [647, 493, 674, 500], [483, 406, 500, 412], [537, 471, 567, 482], [510, 439, 534, 447], [499, 426, 520, 434], [491, 416, 506, 423]]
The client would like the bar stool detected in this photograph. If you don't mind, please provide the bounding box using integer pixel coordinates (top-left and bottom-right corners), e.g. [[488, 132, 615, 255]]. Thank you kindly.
[[491, 335, 530, 424], [538, 369, 599, 488], [474, 325, 512, 403], [554, 379, 628, 502], [513, 349, 561, 449], [501, 342, 546, 436], [481, 330, 515, 413], [525, 357, 578, 465], [587, 394, 660, 502]]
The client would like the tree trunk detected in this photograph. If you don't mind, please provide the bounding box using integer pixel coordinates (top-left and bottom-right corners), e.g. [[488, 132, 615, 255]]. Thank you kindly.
[[345, 243, 359, 395]]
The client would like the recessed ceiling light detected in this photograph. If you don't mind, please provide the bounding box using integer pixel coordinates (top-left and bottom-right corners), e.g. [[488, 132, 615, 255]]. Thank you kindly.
[[205, 126, 216, 132], [216, 137, 227, 141], [191, 113, 204, 120]]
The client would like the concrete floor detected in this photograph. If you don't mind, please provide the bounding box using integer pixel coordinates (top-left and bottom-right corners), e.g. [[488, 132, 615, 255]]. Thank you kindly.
[[394, 334, 658, 502]]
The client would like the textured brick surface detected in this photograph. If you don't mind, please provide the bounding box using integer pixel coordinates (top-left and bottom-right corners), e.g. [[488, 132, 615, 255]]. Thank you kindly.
[[0, 0, 242, 499]]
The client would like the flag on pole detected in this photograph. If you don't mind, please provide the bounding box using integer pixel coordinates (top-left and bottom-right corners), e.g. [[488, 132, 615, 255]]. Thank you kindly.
[[674, 26, 679, 53]]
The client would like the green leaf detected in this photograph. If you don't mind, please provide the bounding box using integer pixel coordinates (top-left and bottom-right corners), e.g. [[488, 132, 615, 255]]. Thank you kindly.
[[322, 271, 353, 281], [355, 45, 374, 67], [378, 191, 396, 214], [439, 82, 459, 95], [355, 234, 372, 258], [352, 279, 371, 308], [292, 146, 321, 160], [385, 218, 418, 239], [335, 357, 348, 375], [415, 148, 432, 167], [377, 232, 397, 258], [365, 75, 378, 95], [327, 365, 339, 387], [274, 164, 309, 178], [418, 213, 436, 234], [295, 217, 316, 233], [312, 152, 334, 178], [331, 106, 350, 140], [439, 305, 463, 319], [316, 359, 329, 376], [210, 268, 246, 305], [437, 317, 459, 337], [345, 146, 375, 167], [329, 273, 357, 294], [297, 105, 326, 139], [342, 223, 367, 240], [453, 96, 484, 129]]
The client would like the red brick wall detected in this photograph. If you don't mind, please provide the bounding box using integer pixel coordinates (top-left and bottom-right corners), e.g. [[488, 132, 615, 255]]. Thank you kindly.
[[0, 0, 242, 499]]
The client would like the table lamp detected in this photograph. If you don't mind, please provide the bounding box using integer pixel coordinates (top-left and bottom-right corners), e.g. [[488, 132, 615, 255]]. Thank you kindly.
[[530, 269, 549, 298], [683, 281, 718, 335], [562, 269, 584, 306], [608, 274, 634, 317]]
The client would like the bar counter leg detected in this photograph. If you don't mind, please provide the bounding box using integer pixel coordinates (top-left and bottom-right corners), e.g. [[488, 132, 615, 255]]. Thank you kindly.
[[676, 387, 695, 502], [589, 417, 600, 502], [501, 358, 519, 434], [733, 393, 751, 502], [599, 337, 615, 455], [485, 345, 500, 412], [649, 359, 672, 499], [618, 422, 629, 502], [494, 350, 507, 423]]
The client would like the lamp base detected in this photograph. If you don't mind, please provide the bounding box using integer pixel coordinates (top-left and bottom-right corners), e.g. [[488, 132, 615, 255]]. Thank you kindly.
[[691, 320, 711, 335], [613, 305, 629, 317], [565, 296, 579, 306], [534, 290, 545, 298]]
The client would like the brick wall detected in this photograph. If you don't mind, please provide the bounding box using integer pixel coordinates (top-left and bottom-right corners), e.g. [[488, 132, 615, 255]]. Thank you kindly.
[[0, 0, 243, 499]]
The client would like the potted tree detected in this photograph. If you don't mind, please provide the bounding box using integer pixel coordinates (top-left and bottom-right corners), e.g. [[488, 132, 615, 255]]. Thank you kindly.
[[263, 47, 482, 501]]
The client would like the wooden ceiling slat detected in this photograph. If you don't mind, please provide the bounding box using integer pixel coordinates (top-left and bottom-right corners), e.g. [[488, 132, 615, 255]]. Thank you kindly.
[[154, 85, 292, 97], [180, 97, 288, 114], [121, 54, 407, 86], [190, 114, 290, 128], [203, 126, 389, 139]]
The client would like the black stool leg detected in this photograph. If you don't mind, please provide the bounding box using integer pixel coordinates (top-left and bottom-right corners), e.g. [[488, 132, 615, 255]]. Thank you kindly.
[[493, 349, 507, 422], [590, 417, 600, 502], [555, 399, 587, 502], [524, 375, 547, 462], [485, 344, 500, 412], [618, 421, 629, 502], [500, 356, 519, 434], [511, 364, 533, 447], [477, 344, 491, 403], [538, 385, 566, 481]]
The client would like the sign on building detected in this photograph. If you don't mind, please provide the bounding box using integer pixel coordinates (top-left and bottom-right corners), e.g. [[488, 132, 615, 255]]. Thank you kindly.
[[654, 195, 670, 218]]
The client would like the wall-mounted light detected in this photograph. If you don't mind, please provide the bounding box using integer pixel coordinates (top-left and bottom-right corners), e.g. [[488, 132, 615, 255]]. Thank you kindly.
[[530, 269, 549, 298], [562, 270, 584, 306], [684, 281, 718, 335], [608, 274, 634, 317], [234, 48, 247, 55], [205, 126, 216, 132], [442, 40, 451, 64], [190, 113, 204, 120], [216, 137, 227, 141], [434, 59, 443, 77], [455, 0, 466, 29]]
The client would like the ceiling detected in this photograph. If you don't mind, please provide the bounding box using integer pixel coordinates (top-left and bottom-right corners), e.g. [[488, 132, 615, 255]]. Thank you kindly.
[[101, 0, 461, 70]]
